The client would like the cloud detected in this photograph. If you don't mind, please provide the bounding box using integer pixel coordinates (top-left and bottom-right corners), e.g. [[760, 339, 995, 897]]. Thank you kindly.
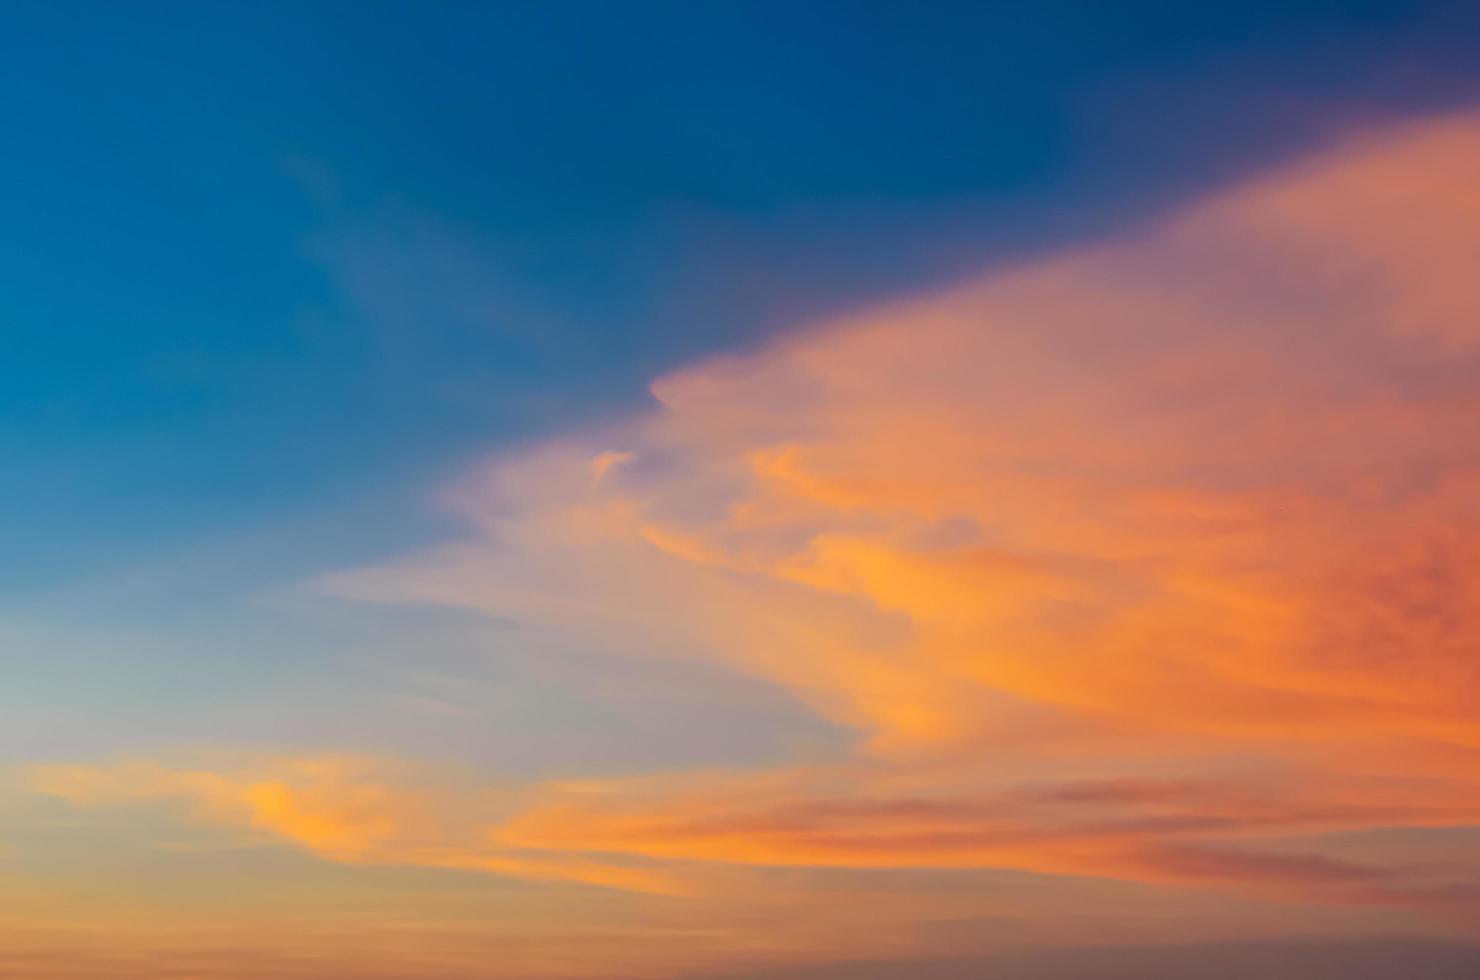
[[330, 112, 1480, 759], [26, 756, 682, 895], [34, 110, 1480, 962], [490, 764, 1480, 914], [310, 109, 1480, 916]]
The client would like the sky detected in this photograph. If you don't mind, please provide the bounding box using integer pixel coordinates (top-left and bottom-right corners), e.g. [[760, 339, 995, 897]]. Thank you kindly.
[[4, 2, 1480, 978]]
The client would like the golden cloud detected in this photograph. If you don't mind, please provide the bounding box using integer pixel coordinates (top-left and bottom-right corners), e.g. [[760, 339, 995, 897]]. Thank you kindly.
[[331, 111, 1480, 749], [26, 756, 683, 895]]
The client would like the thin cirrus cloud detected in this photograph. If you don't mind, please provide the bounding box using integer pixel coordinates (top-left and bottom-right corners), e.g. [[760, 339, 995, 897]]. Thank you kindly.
[[25, 756, 682, 896], [31, 109, 1480, 956]]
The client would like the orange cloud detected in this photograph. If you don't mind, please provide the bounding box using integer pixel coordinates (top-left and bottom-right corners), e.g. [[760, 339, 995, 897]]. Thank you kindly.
[[26, 756, 682, 895], [329, 111, 1480, 753], [314, 110, 1480, 918], [489, 764, 1480, 914], [42, 111, 1480, 940]]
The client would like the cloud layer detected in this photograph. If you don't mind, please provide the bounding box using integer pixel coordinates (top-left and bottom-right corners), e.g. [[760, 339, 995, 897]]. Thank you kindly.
[[324, 110, 1480, 904], [29, 110, 1480, 975]]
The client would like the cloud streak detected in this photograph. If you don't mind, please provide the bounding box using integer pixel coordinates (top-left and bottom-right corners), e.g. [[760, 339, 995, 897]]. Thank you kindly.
[[27, 756, 683, 895]]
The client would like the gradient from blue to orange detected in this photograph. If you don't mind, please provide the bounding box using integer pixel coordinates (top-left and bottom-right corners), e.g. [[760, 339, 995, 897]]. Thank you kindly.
[[5, 3, 1480, 979]]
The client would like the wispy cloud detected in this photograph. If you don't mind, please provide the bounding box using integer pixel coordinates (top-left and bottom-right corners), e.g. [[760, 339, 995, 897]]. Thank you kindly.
[[27, 756, 682, 895], [313, 111, 1480, 912]]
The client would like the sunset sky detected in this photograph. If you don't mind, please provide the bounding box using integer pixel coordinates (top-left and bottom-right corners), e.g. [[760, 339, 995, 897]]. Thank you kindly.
[[5, 3, 1480, 978]]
